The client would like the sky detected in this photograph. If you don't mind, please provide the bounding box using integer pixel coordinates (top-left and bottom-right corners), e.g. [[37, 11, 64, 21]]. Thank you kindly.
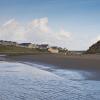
[[0, 0, 100, 50]]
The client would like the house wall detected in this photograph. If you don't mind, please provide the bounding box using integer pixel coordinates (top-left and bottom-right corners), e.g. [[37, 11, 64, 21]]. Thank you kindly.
[[48, 48, 59, 53], [0, 41, 18, 46], [28, 44, 33, 48], [37, 45, 49, 49], [28, 44, 37, 48]]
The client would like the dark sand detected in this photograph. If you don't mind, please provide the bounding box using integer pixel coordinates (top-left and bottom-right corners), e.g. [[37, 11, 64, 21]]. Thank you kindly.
[[6, 54, 100, 71], [0, 53, 100, 80]]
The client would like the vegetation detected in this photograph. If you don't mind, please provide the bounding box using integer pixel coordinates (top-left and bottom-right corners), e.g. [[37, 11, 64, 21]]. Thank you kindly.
[[0, 45, 40, 55], [86, 40, 100, 54], [58, 48, 68, 54], [36, 48, 48, 52]]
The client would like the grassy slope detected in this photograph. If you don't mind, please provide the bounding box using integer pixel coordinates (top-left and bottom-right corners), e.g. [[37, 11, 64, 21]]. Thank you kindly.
[[86, 41, 100, 54], [0, 45, 40, 54]]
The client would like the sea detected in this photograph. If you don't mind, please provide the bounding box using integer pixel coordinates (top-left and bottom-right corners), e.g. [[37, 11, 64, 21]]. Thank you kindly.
[[0, 61, 100, 100]]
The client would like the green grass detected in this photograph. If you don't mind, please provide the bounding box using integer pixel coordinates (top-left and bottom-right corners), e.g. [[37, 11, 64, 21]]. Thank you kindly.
[[0, 45, 39, 54], [0, 45, 50, 56]]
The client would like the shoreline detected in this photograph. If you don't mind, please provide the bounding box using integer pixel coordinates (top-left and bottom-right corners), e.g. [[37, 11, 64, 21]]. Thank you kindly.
[[0, 53, 100, 80], [6, 53, 100, 71], [0, 61, 100, 99]]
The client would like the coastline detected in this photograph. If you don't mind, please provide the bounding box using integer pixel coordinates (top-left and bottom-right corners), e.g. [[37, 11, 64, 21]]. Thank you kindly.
[[1, 53, 100, 80], [6, 53, 100, 71], [0, 61, 100, 99]]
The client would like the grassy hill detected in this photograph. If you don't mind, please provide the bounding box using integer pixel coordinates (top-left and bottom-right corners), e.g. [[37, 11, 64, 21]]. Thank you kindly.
[[86, 41, 100, 54], [0, 45, 40, 55]]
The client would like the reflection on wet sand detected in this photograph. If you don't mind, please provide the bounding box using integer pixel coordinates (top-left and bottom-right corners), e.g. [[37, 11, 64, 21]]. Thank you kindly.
[[0, 61, 100, 100]]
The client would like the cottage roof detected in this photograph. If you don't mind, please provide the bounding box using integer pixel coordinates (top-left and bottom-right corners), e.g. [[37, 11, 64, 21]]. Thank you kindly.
[[19, 43, 32, 46]]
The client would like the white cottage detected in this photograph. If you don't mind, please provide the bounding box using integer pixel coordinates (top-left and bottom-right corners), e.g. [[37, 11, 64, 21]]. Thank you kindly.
[[48, 47, 59, 53]]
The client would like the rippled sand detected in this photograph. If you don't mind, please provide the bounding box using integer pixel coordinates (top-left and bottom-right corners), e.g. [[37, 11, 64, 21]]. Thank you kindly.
[[0, 61, 100, 100]]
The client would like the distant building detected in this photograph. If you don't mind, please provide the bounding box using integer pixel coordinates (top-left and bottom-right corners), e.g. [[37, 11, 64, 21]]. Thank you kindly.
[[48, 47, 59, 53], [37, 44, 49, 49], [70, 51, 83, 55], [19, 43, 37, 48], [0, 40, 18, 46]]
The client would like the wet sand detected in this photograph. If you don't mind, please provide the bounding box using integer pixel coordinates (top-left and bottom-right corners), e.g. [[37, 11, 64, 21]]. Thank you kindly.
[[6, 54, 100, 71], [0, 61, 100, 100], [0, 53, 100, 80], [0, 54, 100, 99]]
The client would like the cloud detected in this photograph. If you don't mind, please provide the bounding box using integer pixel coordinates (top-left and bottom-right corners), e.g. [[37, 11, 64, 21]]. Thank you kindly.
[[89, 35, 100, 47], [92, 35, 100, 44], [28, 17, 50, 33], [0, 17, 72, 47], [3, 18, 15, 27], [0, 19, 26, 42], [58, 28, 71, 39], [96, 35, 100, 41]]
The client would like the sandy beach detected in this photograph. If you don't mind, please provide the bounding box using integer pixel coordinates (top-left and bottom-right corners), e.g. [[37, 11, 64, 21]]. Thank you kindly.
[[0, 53, 100, 80], [6, 54, 100, 71]]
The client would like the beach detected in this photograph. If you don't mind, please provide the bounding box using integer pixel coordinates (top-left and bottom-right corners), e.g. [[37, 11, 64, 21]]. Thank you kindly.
[[1, 53, 98, 80], [0, 56, 100, 99], [0, 54, 100, 100], [6, 54, 100, 70]]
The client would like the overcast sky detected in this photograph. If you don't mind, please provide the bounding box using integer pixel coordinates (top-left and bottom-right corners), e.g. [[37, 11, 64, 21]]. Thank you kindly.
[[0, 0, 100, 50]]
